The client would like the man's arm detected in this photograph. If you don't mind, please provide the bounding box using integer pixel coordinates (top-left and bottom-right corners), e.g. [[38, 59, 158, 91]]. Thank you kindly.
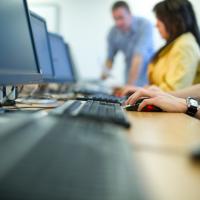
[[101, 29, 118, 80], [170, 84, 200, 98], [128, 19, 154, 85], [101, 59, 113, 80], [127, 54, 143, 85], [106, 59, 113, 69]]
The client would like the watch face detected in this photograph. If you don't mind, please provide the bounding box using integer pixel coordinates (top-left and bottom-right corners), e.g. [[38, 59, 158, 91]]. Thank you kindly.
[[190, 99, 199, 107]]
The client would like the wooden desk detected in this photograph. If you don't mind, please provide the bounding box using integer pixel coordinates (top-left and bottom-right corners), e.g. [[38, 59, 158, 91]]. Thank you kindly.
[[127, 112, 200, 200], [128, 112, 200, 154], [5, 103, 200, 199], [134, 151, 200, 200]]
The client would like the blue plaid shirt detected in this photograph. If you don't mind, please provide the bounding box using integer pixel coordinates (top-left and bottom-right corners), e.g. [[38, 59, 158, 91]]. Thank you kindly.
[[107, 16, 154, 86]]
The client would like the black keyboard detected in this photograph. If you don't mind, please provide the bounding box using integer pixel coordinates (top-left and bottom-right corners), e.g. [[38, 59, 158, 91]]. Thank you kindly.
[[77, 94, 127, 105], [0, 116, 145, 200], [73, 88, 108, 96], [51, 100, 131, 129]]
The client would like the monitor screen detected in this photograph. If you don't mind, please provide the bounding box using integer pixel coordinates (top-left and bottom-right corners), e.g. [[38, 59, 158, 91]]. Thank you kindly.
[[30, 13, 54, 81], [0, 0, 42, 86], [49, 33, 74, 83]]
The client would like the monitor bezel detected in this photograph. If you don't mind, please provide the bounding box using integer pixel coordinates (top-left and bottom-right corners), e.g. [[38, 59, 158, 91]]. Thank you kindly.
[[30, 12, 55, 82], [0, 0, 42, 86]]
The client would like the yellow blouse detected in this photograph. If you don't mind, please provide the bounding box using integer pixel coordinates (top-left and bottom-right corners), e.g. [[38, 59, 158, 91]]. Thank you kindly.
[[148, 33, 200, 92]]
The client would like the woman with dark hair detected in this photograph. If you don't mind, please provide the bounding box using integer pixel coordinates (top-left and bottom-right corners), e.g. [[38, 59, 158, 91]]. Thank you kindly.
[[117, 0, 200, 96], [148, 0, 200, 91]]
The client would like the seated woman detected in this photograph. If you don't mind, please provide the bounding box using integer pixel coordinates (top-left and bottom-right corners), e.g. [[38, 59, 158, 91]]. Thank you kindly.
[[117, 0, 200, 95]]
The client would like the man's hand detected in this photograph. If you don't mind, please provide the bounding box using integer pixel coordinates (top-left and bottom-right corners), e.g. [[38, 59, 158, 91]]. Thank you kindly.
[[101, 60, 113, 80], [101, 72, 109, 80], [125, 88, 187, 113]]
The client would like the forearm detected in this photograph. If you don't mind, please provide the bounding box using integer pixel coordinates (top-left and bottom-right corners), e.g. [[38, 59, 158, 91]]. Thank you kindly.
[[170, 84, 200, 99], [105, 59, 113, 70], [101, 59, 113, 79], [128, 55, 142, 85]]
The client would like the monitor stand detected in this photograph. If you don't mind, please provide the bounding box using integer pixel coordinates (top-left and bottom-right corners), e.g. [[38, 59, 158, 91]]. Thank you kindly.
[[0, 86, 6, 104], [0, 86, 17, 106], [0, 87, 19, 114], [0, 86, 57, 113], [15, 97, 59, 108], [16, 85, 60, 108]]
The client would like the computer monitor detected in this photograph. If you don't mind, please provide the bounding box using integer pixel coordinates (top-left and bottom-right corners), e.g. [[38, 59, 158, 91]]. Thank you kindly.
[[49, 33, 75, 83], [0, 0, 42, 86], [30, 12, 54, 82], [64, 43, 77, 83]]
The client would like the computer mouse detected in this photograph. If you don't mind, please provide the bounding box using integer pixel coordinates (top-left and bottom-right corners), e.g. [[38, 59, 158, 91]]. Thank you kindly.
[[124, 98, 163, 112]]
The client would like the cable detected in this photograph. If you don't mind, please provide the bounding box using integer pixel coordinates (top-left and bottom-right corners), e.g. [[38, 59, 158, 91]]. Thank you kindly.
[[5, 107, 44, 112], [0, 105, 50, 113], [2, 86, 16, 106], [0, 87, 16, 107], [17, 85, 24, 94], [14, 106, 55, 109]]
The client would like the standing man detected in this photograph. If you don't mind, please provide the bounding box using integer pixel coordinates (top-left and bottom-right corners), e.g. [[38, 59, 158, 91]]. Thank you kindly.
[[102, 1, 154, 86]]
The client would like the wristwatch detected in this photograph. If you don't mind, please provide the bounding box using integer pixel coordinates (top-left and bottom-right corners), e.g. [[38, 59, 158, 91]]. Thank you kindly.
[[186, 97, 199, 116]]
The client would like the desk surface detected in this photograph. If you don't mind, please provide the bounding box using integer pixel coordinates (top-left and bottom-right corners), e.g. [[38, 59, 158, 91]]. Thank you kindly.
[[128, 112, 200, 153], [127, 112, 200, 200], [4, 103, 200, 200], [134, 151, 200, 200]]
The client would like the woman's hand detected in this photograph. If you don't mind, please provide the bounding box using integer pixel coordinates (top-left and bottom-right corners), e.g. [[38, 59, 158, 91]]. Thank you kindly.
[[115, 85, 162, 97], [145, 85, 163, 92], [114, 85, 141, 97], [125, 88, 187, 113]]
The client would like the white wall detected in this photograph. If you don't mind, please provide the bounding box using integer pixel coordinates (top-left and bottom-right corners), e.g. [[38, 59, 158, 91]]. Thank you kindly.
[[191, 0, 200, 27], [28, 0, 200, 84]]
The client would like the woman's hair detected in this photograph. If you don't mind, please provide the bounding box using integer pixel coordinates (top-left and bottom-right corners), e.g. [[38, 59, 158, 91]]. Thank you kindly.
[[153, 0, 200, 47]]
